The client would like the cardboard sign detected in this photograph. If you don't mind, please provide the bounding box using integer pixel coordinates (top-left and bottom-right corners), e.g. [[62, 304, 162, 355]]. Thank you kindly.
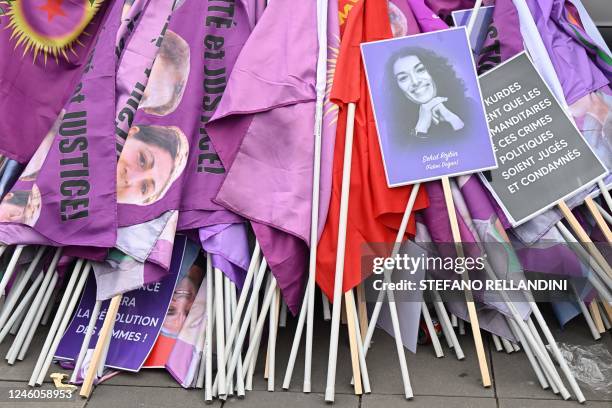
[[361, 27, 497, 187], [478, 52, 608, 226], [55, 236, 187, 372]]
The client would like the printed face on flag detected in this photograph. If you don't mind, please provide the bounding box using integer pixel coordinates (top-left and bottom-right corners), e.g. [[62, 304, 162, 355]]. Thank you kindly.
[[478, 52, 609, 226], [361, 27, 497, 187], [116, 125, 189, 206], [139, 30, 191, 116], [0, 185, 41, 226], [162, 262, 204, 336]]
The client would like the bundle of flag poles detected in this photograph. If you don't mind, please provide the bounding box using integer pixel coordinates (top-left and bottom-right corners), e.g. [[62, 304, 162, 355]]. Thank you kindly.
[[0, 0, 610, 405]]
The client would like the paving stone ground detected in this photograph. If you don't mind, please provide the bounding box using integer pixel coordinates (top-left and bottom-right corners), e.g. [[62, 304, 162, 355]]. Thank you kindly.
[[0, 305, 609, 408]]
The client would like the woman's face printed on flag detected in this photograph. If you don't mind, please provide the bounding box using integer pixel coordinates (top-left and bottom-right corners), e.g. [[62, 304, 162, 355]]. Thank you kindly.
[[140, 30, 190, 116], [116, 125, 189, 205], [0, 185, 42, 226], [162, 263, 204, 336]]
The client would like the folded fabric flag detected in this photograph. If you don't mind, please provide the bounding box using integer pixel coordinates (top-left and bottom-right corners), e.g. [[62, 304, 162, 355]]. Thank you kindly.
[[0, 0, 122, 249], [316, 0, 428, 302], [208, 0, 340, 313], [0, 0, 109, 164]]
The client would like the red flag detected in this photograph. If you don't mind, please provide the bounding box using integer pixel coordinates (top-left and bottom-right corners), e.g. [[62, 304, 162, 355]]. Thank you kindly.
[[316, 0, 428, 301]]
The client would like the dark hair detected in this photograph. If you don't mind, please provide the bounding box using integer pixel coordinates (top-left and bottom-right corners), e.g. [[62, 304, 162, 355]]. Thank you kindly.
[[5, 190, 30, 207], [384, 47, 467, 138], [132, 125, 179, 159]]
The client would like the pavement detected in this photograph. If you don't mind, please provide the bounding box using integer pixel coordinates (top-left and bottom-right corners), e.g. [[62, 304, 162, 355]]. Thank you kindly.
[[0, 305, 609, 408]]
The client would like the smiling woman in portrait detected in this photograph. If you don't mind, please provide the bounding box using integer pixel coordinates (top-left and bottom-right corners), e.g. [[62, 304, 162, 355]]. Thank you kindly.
[[116, 125, 189, 206], [385, 47, 473, 142]]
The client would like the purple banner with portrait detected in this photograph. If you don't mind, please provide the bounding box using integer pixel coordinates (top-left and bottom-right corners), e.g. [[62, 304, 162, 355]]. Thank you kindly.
[[0, 0, 122, 248], [114, 0, 251, 229], [55, 236, 186, 372]]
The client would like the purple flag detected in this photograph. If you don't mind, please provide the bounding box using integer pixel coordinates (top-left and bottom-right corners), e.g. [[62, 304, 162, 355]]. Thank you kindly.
[[525, 0, 609, 106], [0, 0, 122, 248], [476, 0, 524, 73], [207, 0, 339, 314], [0, 0, 110, 164]]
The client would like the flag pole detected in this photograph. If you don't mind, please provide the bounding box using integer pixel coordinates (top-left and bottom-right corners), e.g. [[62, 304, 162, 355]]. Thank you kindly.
[[71, 300, 102, 383], [303, 0, 328, 393], [214, 266, 227, 397], [557, 202, 612, 278], [449, 183, 573, 398], [0, 244, 25, 298], [205, 255, 214, 401], [229, 282, 246, 397], [212, 257, 268, 395], [596, 180, 612, 211], [80, 293, 122, 397], [584, 197, 612, 242], [37, 261, 91, 386], [14, 272, 58, 362], [440, 176, 492, 388], [361, 184, 420, 399], [324, 101, 358, 402], [0, 246, 44, 330]]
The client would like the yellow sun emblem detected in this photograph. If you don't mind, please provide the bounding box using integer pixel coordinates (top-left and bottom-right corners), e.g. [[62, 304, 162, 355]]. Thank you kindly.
[[4, 0, 103, 62]]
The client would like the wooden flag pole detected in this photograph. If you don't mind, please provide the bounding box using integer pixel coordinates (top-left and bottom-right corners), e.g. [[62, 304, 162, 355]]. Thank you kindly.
[[558, 201, 612, 279], [449, 181, 576, 397], [348, 290, 371, 393], [584, 197, 612, 242], [593, 201, 612, 226], [556, 222, 612, 293], [80, 293, 122, 398], [441, 176, 491, 387], [344, 291, 363, 395], [588, 301, 605, 334]]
